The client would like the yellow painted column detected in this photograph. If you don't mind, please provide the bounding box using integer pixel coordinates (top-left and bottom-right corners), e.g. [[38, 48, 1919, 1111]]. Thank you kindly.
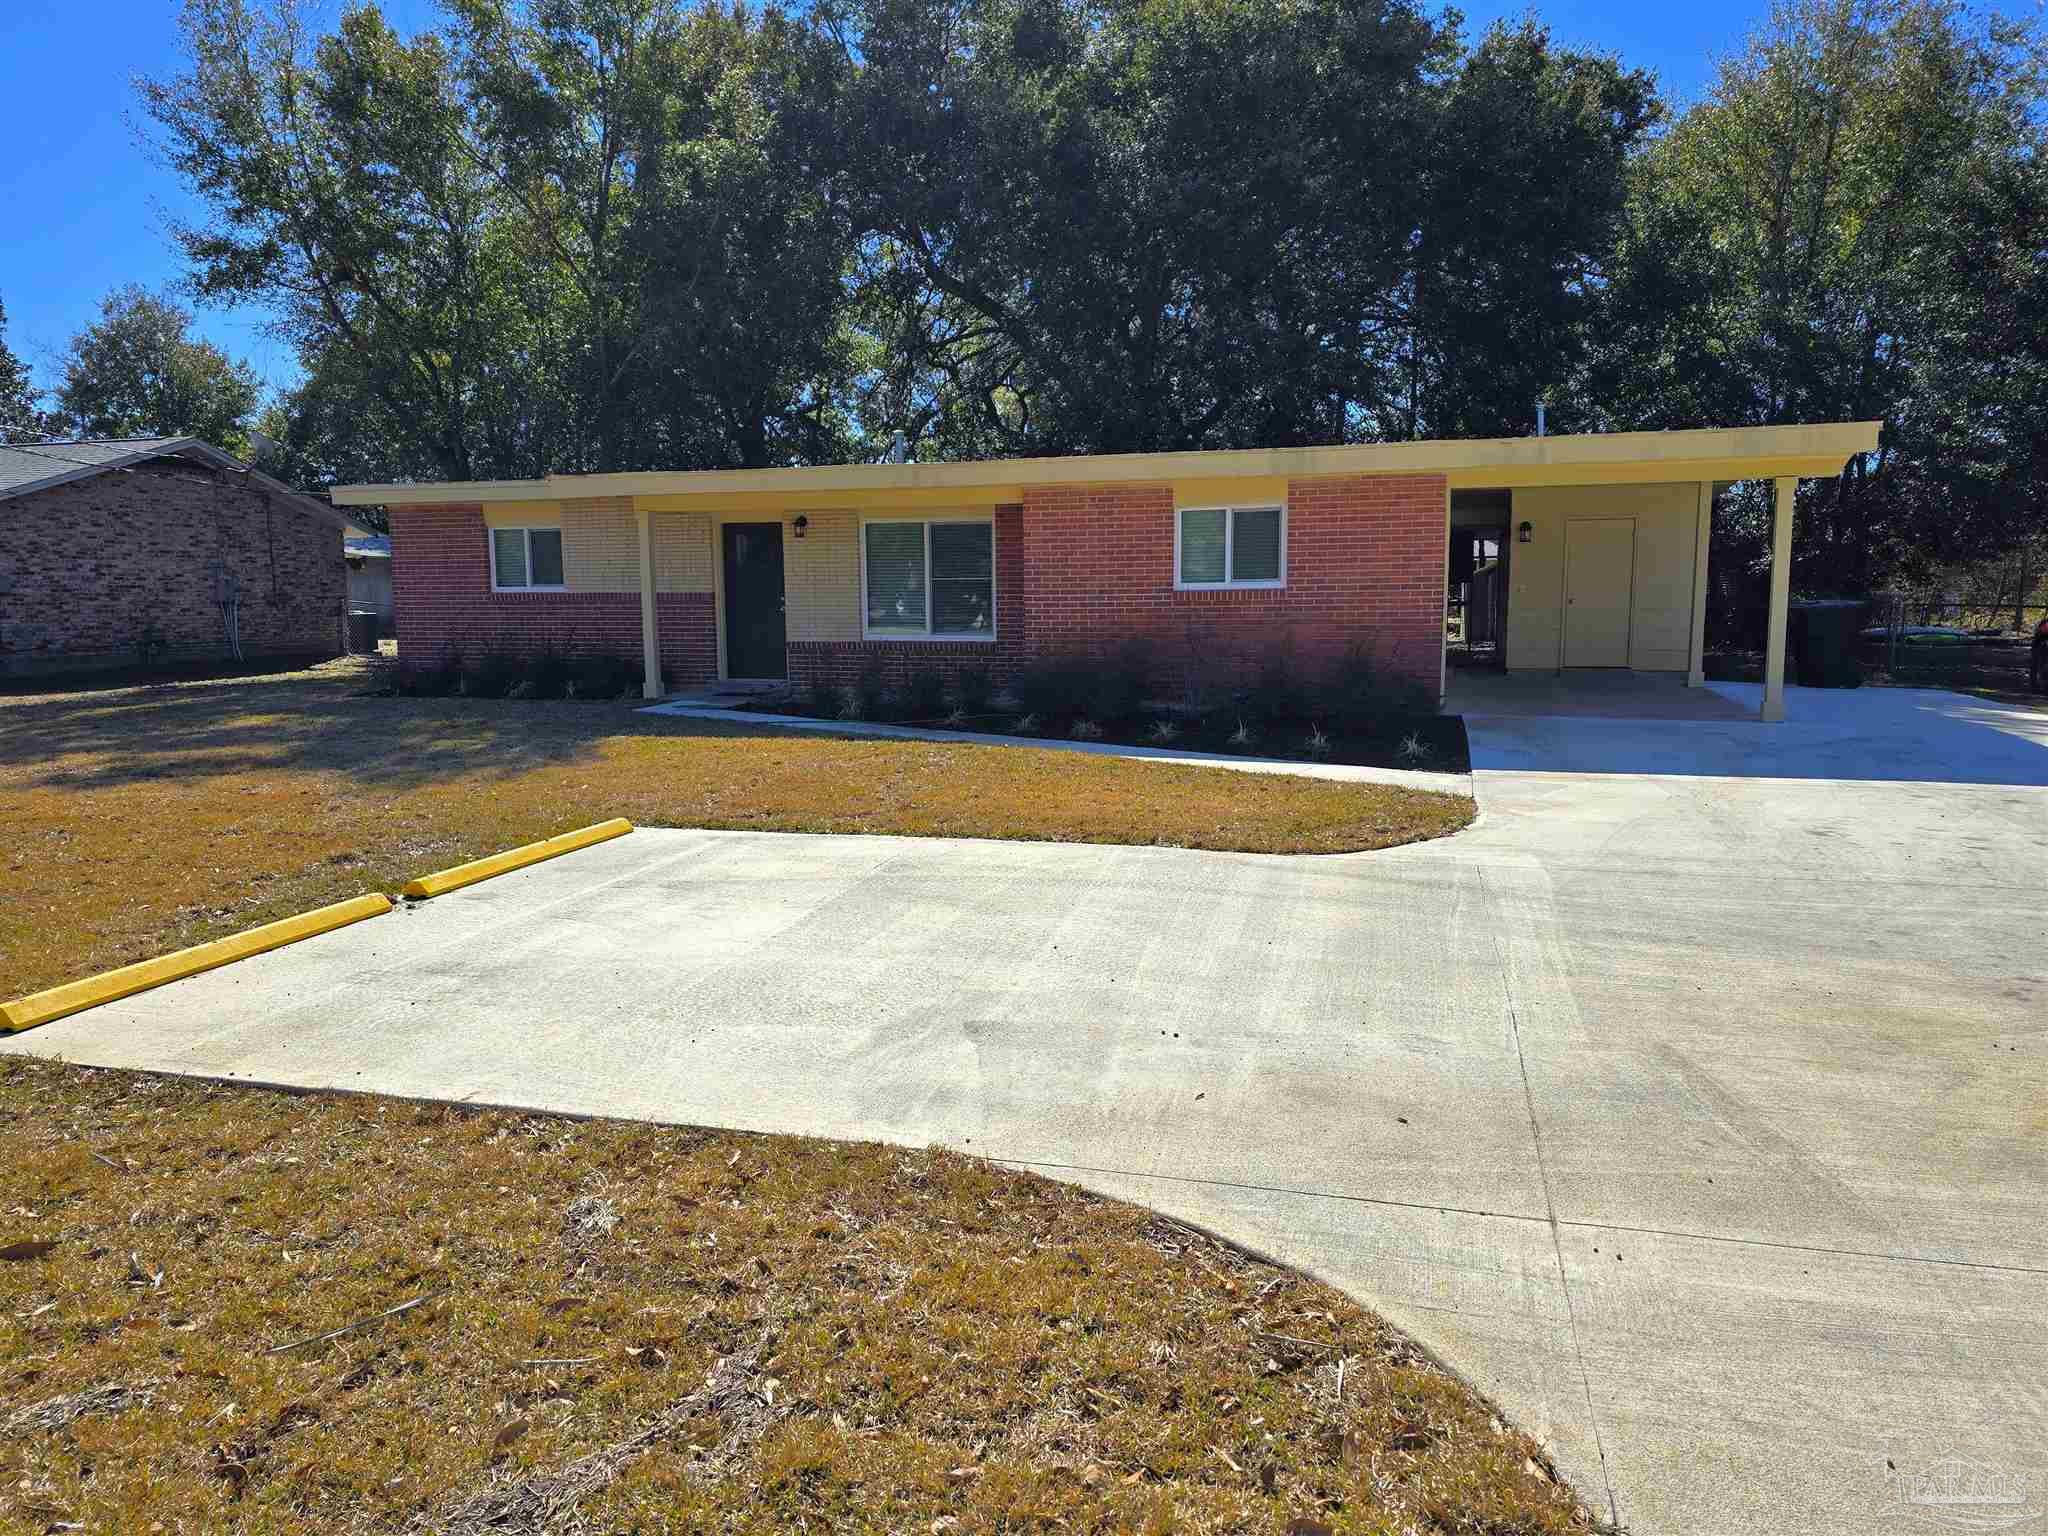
[[1761, 476, 1796, 722], [637, 504, 663, 699], [1687, 481, 1712, 687]]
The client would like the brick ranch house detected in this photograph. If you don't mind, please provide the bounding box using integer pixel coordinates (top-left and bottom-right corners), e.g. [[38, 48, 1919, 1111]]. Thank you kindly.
[[332, 422, 1878, 722], [0, 437, 348, 677]]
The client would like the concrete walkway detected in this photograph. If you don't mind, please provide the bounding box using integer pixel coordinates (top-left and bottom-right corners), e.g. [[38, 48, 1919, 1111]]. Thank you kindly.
[[638, 697, 1472, 795], [6, 693, 2046, 1534]]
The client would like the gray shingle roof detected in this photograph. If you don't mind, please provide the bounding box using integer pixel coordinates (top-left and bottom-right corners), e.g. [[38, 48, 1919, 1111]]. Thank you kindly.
[[0, 437, 190, 499], [0, 437, 347, 528]]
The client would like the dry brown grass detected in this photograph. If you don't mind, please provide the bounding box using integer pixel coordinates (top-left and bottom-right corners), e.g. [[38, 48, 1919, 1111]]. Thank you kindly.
[[0, 660, 1471, 1000], [0, 1058, 1592, 1534]]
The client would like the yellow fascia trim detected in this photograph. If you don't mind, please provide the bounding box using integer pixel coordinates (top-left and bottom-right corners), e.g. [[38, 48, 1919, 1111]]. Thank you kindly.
[[2, 894, 392, 1034], [1442, 453, 1854, 489], [636, 488, 1013, 515], [401, 818, 633, 900], [334, 422, 1882, 507], [482, 500, 564, 528]]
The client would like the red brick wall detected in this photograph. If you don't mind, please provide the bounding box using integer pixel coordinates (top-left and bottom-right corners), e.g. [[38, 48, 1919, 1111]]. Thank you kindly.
[[1018, 474, 1445, 696], [785, 505, 1025, 691], [389, 505, 715, 685], [0, 459, 344, 675], [387, 484, 1443, 701]]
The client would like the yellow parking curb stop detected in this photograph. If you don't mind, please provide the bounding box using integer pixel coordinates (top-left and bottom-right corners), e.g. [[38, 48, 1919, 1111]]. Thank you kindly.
[[400, 818, 634, 901], [2, 893, 393, 1034]]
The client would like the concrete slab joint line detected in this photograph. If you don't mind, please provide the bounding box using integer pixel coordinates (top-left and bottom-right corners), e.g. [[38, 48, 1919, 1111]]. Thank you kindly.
[[1478, 860, 1619, 1530]]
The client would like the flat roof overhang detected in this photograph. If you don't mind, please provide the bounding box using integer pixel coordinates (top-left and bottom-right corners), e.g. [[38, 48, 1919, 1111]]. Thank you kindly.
[[329, 421, 1882, 512]]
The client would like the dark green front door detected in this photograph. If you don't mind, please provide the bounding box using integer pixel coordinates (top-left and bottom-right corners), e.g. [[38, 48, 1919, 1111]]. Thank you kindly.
[[722, 522, 787, 679]]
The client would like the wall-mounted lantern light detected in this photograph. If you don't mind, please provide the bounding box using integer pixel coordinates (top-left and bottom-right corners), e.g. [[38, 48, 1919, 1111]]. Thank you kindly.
[[1517, 520, 1534, 544], [792, 514, 809, 540]]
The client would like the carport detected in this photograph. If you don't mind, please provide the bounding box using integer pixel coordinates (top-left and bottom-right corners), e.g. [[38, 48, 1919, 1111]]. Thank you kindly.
[[1444, 426, 1880, 722]]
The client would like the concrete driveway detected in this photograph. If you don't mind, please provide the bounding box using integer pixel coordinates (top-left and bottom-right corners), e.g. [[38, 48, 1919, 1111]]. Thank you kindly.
[[7, 685, 2046, 1534]]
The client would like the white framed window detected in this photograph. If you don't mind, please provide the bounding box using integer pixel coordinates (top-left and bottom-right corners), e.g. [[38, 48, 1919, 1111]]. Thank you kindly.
[[1176, 505, 1285, 589], [491, 526, 566, 591], [862, 519, 996, 639]]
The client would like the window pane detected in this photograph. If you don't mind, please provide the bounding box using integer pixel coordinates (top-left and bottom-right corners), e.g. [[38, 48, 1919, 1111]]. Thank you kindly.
[[1179, 508, 1226, 584], [930, 523, 993, 634], [1231, 507, 1282, 582], [865, 523, 927, 631], [529, 528, 565, 587], [492, 527, 528, 587]]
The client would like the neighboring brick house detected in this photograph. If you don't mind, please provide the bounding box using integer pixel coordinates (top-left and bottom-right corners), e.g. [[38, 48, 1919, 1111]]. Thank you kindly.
[[329, 423, 1878, 720], [0, 437, 346, 677]]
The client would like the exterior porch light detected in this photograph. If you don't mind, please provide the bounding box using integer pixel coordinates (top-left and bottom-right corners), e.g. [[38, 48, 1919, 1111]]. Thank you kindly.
[[1517, 520, 1533, 544], [792, 514, 809, 539]]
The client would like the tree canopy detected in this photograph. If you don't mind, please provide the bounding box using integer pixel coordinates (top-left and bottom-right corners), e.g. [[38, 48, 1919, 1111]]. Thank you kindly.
[[53, 286, 261, 452], [135, 0, 2047, 590], [0, 297, 44, 444]]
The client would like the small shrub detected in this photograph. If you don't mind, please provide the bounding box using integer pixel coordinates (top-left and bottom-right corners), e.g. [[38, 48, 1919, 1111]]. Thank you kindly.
[[467, 648, 523, 699], [954, 663, 995, 715], [1303, 724, 1333, 761], [1227, 717, 1258, 750], [1242, 644, 1309, 724], [1147, 718, 1181, 745], [395, 647, 465, 697], [1397, 731, 1432, 764], [1088, 639, 1154, 721], [1319, 642, 1432, 735], [1009, 654, 1093, 718], [523, 644, 573, 701], [903, 664, 949, 720], [852, 659, 889, 719], [1069, 718, 1105, 740], [136, 619, 169, 669], [803, 676, 841, 718], [566, 653, 639, 700], [1011, 712, 1041, 735], [944, 706, 970, 727]]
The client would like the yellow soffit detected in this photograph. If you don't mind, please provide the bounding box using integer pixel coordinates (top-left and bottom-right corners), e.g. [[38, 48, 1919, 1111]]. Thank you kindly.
[[330, 422, 1880, 509]]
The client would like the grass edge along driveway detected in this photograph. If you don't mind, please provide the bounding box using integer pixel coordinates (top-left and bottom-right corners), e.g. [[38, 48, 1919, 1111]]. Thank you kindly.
[[0, 1058, 1592, 1534], [1, 660, 1473, 1000]]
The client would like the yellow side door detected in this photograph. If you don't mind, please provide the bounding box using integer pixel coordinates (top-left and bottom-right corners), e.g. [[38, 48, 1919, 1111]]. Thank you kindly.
[[1563, 516, 1635, 667]]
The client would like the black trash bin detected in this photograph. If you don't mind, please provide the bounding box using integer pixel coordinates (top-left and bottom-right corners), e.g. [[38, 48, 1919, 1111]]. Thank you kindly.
[[347, 609, 381, 655], [1788, 599, 1864, 688]]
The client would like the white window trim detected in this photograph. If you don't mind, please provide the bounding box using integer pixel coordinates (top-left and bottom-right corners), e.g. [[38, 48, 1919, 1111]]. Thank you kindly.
[[490, 526, 567, 592], [859, 517, 998, 642], [1175, 504, 1287, 591]]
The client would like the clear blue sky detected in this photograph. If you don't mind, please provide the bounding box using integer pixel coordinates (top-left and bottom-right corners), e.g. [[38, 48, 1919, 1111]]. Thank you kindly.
[[0, 0, 2025, 404]]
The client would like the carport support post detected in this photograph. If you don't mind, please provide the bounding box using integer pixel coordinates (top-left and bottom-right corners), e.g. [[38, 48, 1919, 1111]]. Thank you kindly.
[[1687, 481, 1712, 687], [1761, 475, 1796, 722], [637, 505, 663, 700]]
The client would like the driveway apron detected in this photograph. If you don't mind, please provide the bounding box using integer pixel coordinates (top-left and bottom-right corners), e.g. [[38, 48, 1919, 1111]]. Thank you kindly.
[[7, 684, 2046, 1535]]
